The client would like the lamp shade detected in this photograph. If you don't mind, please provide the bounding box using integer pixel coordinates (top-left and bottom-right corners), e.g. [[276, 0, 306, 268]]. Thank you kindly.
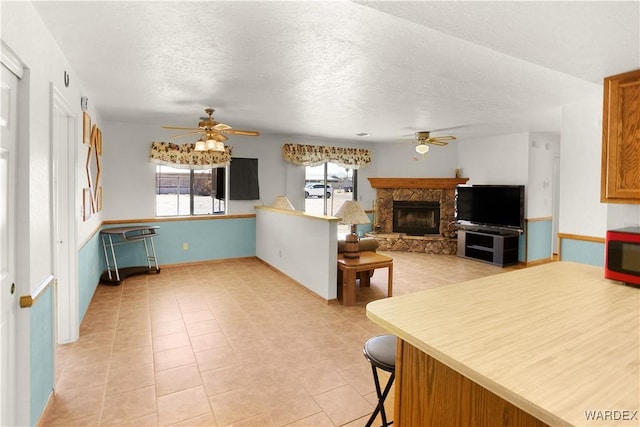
[[206, 139, 225, 152], [271, 196, 295, 210], [415, 143, 430, 154], [335, 200, 370, 225]]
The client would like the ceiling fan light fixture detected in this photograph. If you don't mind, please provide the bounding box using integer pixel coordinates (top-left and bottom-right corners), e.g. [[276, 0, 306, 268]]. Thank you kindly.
[[164, 108, 258, 149], [200, 131, 226, 151], [415, 144, 430, 154], [205, 138, 225, 152]]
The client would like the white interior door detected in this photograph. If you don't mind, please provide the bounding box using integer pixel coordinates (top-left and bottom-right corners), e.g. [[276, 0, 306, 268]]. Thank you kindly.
[[52, 87, 78, 344], [0, 61, 19, 427]]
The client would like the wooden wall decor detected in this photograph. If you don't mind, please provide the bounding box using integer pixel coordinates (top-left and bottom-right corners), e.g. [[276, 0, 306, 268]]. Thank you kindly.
[[82, 112, 91, 145], [83, 121, 103, 219], [96, 186, 103, 212], [96, 127, 102, 155], [91, 126, 102, 212], [82, 188, 92, 221]]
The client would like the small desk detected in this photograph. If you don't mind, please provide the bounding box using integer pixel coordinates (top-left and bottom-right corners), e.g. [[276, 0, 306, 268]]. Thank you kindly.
[[337, 252, 393, 306], [100, 226, 160, 284]]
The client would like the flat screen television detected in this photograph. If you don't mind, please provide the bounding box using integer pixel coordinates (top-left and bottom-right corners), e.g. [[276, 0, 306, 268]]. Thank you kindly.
[[456, 185, 525, 232]]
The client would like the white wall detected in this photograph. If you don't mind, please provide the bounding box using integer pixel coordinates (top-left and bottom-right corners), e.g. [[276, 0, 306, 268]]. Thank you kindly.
[[101, 123, 298, 219], [101, 123, 379, 219], [606, 204, 640, 229], [284, 162, 306, 210], [559, 97, 608, 237], [5, 3, 61, 286], [528, 132, 560, 219], [2, 2, 101, 424], [559, 95, 639, 236], [102, 121, 158, 219], [225, 134, 291, 214], [4, 4, 105, 248], [255, 208, 338, 300], [457, 132, 529, 186], [372, 139, 459, 179]]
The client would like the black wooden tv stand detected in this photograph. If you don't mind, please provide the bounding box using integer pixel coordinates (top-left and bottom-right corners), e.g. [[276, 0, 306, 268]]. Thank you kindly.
[[457, 228, 519, 267]]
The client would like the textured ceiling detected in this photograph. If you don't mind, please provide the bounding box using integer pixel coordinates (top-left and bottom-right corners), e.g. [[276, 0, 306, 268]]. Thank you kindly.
[[30, 1, 640, 144]]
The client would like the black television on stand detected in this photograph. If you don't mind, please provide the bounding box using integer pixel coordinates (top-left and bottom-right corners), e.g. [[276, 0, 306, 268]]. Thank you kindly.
[[455, 185, 525, 234]]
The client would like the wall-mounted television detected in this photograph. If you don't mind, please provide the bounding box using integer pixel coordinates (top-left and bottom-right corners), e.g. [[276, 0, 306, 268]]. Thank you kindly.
[[455, 185, 525, 232]]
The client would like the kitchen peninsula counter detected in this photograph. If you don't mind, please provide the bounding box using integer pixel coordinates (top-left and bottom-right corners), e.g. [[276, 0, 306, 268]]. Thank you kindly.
[[366, 262, 640, 426]]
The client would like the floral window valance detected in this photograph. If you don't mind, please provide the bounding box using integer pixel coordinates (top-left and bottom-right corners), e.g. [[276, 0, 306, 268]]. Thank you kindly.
[[282, 143, 371, 169], [149, 141, 232, 170]]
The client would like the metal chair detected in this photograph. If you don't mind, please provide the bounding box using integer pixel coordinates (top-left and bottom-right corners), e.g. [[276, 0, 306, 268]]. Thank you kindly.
[[363, 334, 396, 427]]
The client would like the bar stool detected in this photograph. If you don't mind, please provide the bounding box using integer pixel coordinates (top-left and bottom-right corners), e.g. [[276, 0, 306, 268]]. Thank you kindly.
[[363, 334, 396, 427]]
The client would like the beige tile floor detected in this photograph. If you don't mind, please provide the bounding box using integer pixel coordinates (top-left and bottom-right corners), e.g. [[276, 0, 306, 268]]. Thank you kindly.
[[42, 251, 516, 427]]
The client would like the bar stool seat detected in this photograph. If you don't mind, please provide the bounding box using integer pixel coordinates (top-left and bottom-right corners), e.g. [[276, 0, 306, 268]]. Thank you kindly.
[[363, 334, 396, 427]]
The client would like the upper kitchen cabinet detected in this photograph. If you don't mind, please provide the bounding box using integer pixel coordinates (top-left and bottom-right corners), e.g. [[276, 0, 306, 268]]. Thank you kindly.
[[601, 69, 640, 203]]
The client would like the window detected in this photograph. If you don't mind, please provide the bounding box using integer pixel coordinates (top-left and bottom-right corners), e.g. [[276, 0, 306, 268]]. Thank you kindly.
[[304, 162, 357, 236], [155, 165, 226, 216], [281, 142, 367, 221]]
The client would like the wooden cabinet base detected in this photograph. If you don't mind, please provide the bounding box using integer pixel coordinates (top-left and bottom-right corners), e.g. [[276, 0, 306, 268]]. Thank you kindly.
[[395, 340, 548, 427]]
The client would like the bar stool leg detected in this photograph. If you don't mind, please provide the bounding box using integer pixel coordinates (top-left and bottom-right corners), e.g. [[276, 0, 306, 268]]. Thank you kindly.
[[365, 366, 395, 427]]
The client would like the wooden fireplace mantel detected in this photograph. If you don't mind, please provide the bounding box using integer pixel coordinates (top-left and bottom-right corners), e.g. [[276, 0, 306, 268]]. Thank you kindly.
[[368, 177, 469, 189]]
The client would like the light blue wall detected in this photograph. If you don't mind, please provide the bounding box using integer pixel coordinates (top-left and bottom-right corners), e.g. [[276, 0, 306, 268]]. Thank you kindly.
[[78, 231, 104, 321], [78, 217, 257, 323], [30, 286, 54, 426], [355, 213, 375, 237], [518, 234, 526, 262], [102, 217, 256, 268], [561, 238, 605, 267], [527, 220, 553, 262]]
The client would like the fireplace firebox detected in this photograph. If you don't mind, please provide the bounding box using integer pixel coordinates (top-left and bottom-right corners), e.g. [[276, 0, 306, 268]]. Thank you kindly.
[[393, 201, 440, 235]]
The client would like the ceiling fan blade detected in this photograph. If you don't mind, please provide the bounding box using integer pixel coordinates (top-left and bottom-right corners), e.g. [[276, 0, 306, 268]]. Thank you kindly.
[[429, 124, 475, 132], [428, 140, 449, 146], [170, 130, 204, 139], [164, 108, 260, 139], [162, 126, 203, 131], [432, 135, 456, 141], [222, 129, 260, 136], [428, 137, 455, 145]]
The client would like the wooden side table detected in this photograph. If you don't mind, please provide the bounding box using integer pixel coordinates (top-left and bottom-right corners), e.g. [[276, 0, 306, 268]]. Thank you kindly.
[[337, 252, 393, 306]]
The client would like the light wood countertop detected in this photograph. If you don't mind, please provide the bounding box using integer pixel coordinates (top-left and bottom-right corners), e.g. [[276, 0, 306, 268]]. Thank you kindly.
[[366, 262, 640, 426]]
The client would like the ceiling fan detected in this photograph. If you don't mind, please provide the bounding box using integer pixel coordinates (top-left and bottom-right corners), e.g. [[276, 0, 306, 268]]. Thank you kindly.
[[411, 131, 457, 159], [162, 108, 260, 151], [414, 131, 456, 146]]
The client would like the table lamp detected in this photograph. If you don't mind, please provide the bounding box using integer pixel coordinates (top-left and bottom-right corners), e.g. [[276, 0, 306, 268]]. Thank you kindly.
[[335, 200, 371, 259], [271, 196, 295, 210]]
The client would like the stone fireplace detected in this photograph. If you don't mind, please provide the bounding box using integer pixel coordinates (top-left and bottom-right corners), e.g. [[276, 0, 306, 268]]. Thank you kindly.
[[393, 201, 440, 235], [367, 177, 468, 254]]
